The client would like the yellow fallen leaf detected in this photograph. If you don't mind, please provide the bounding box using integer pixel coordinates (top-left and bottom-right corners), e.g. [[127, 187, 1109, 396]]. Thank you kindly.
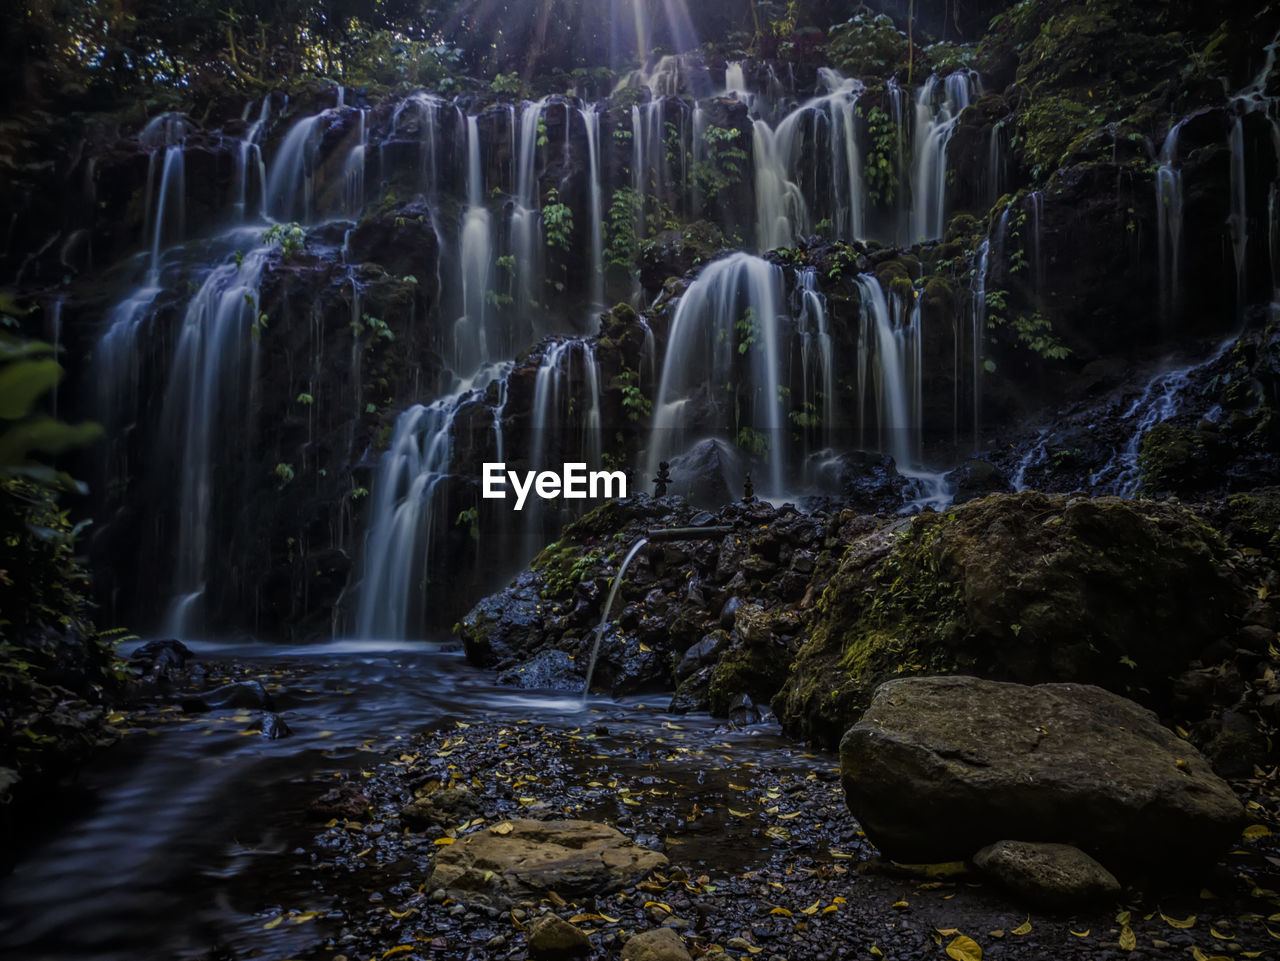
[[490, 822, 514, 835], [988, 930, 1004, 939], [801, 900, 821, 915], [643, 901, 672, 914], [1119, 925, 1135, 951], [1191, 949, 1230, 961], [1210, 926, 1235, 940], [728, 809, 751, 818], [936, 928, 960, 937], [291, 911, 321, 923], [1116, 910, 1131, 925], [1244, 824, 1271, 840], [433, 837, 455, 846], [1161, 912, 1196, 929], [822, 905, 840, 914], [728, 783, 749, 791], [764, 826, 791, 840], [1070, 929, 1090, 938], [778, 811, 802, 820], [769, 907, 792, 917], [382, 947, 413, 959], [832, 897, 847, 905], [892, 900, 909, 910], [263, 915, 284, 930], [945, 933, 982, 961], [829, 849, 852, 859], [387, 908, 417, 919]]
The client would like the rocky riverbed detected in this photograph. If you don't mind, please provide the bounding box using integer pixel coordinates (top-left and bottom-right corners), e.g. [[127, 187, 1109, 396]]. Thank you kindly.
[[284, 715, 1280, 961]]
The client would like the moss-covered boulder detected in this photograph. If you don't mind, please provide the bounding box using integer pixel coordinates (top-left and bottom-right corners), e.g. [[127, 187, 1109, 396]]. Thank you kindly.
[[776, 492, 1248, 747]]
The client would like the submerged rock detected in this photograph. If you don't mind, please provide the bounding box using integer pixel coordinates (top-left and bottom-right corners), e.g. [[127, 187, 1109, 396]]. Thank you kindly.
[[427, 819, 667, 906], [839, 676, 1243, 873], [972, 840, 1121, 907]]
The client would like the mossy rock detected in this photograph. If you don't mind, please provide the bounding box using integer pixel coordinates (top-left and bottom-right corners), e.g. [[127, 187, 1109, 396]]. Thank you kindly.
[[775, 492, 1245, 748], [1137, 422, 1219, 495], [1218, 489, 1280, 557]]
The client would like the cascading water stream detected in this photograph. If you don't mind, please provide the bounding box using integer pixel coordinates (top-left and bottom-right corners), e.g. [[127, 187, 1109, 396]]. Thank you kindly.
[[162, 245, 271, 635], [793, 267, 835, 453], [355, 363, 510, 639], [456, 115, 494, 373], [647, 253, 786, 497], [140, 114, 188, 283], [751, 69, 866, 251], [265, 112, 326, 222], [1156, 121, 1185, 322], [234, 96, 271, 221], [581, 104, 606, 312], [910, 71, 980, 243], [1091, 339, 1232, 495], [581, 537, 649, 698]]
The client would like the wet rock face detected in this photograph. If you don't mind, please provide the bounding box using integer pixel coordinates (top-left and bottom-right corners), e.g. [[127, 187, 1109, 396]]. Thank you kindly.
[[427, 819, 668, 907], [777, 491, 1250, 747], [839, 676, 1244, 872], [458, 495, 840, 710]]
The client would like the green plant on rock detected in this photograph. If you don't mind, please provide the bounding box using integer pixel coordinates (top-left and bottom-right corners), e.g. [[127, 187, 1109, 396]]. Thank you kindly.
[[490, 72, 522, 97], [262, 221, 305, 260], [542, 188, 574, 252], [692, 124, 747, 203], [735, 306, 759, 356], [456, 506, 480, 543], [611, 367, 652, 422], [736, 426, 769, 457], [606, 187, 640, 272], [274, 462, 295, 487], [857, 103, 898, 206]]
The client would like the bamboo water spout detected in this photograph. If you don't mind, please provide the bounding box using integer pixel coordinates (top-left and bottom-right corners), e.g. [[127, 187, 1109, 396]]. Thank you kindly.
[[581, 524, 734, 699]]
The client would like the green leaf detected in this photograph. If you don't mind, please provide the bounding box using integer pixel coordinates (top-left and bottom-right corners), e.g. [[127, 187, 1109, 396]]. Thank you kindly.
[[0, 359, 62, 419], [0, 417, 102, 465]]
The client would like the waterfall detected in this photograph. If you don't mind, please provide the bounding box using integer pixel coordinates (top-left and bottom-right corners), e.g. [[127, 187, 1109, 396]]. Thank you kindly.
[[968, 207, 1009, 450], [1091, 341, 1231, 496], [510, 99, 548, 320], [1027, 190, 1045, 296], [139, 113, 188, 282], [793, 267, 835, 452], [343, 109, 368, 217], [910, 71, 980, 243], [853, 275, 917, 466], [356, 364, 508, 639], [648, 253, 786, 496], [234, 96, 271, 221], [1226, 31, 1280, 306], [581, 105, 605, 311], [456, 115, 494, 373], [751, 69, 866, 251], [389, 93, 444, 196], [265, 112, 326, 222], [162, 246, 271, 636], [1156, 121, 1185, 322]]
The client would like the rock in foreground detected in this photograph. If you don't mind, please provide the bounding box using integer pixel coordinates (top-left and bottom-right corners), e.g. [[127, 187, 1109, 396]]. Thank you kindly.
[[839, 677, 1243, 872], [972, 840, 1121, 908], [427, 819, 667, 906]]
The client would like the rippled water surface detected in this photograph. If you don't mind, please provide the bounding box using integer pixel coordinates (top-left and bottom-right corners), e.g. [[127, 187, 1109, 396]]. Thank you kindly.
[[0, 641, 798, 961]]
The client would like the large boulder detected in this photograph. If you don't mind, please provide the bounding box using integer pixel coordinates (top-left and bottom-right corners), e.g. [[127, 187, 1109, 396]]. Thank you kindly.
[[427, 819, 667, 906], [839, 677, 1244, 873], [777, 492, 1247, 747]]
